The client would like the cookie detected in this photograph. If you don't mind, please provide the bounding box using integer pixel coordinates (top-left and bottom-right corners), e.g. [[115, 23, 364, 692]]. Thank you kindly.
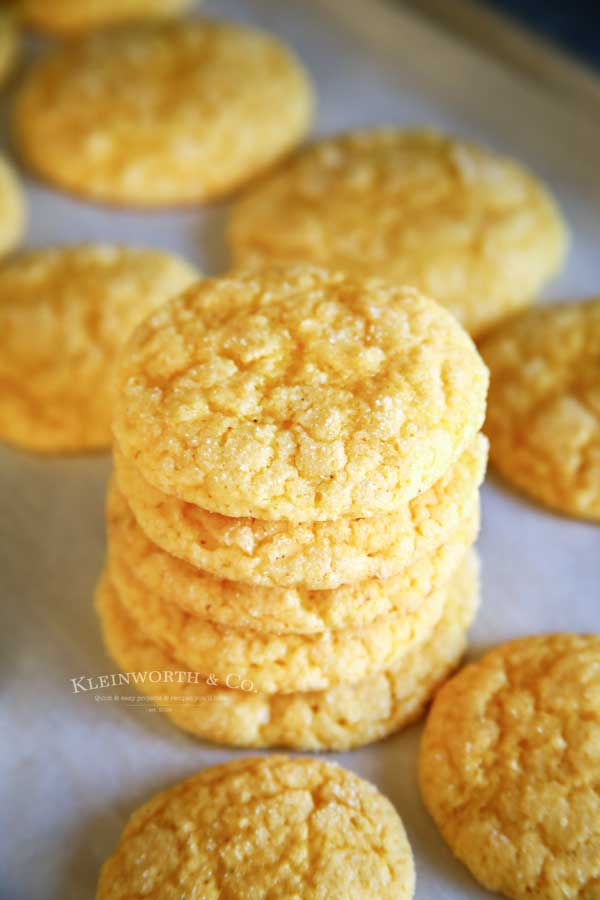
[[19, 0, 193, 35], [104, 550, 454, 694], [113, 434, 487, 589], [0, 155, 24, 258], [14, 21, 313, 206], [419, 633, 600, 900], [229, 129, 568, 336], [113, 266, 489, 520], [0, 245, 198, 452], [107, 479, 479, 633], [480, 298, 600, 520], [95, 756, 415, 899], [0, 11, 18, 86], [95, 551, 479, 750]]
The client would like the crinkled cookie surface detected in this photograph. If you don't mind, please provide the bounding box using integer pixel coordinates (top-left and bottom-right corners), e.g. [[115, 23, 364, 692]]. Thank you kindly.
[[113, 266, 488, 520], [95, 755, 416, 899], [420, 633, 600, 900], [0, 244, 198, 451], [480, 298, 600, 520], [14, 20, 313, 205], [229, 129, 567, 336]]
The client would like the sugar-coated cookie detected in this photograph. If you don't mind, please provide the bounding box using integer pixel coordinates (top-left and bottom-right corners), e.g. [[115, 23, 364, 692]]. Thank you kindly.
[[95, 551, 479, 750], [113, 266, 489, 520], [19, 0, 193, 35], [107, 479, 479, 633], [420, 633, 600, 900], [113, 434, 487, 589], [0, 245, 198, 452], [95, 756, 415, 899], [229, 129, 567, 336], [480, 298, 600, 520], [14, 21, 313, 206]]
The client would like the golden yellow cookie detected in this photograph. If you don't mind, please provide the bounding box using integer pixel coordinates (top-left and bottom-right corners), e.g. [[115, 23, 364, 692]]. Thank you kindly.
[[229, 129, 568, 336], [95, 552, 479, 750], [0, 245, 198, 452], [107, 479, 479, 633], [99, 545, 471, 693], [113, 434, 487, 589], [19, 0, 193, 35], [0, 154, 24, 257], [420, 633, 600, 900], [0, 11, 18, 86], [14, 20, 313, 207], [95, 756, 415, 899], [480, 298, 600, 520], [113, 266, 489, 520]]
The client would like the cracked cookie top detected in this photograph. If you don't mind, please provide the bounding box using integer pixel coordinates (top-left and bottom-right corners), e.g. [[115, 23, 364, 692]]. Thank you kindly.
[[14, 20, 313, 205], [0, 244, 198, 451], [229, 129, 567, 336], [420, 633, 600, 900], [113, 265, 488, 520], [95, 755, 415, 899]]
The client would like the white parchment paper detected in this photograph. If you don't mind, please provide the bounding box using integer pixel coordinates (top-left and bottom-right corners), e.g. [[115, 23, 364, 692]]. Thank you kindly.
[[1, 1, 599, 897]]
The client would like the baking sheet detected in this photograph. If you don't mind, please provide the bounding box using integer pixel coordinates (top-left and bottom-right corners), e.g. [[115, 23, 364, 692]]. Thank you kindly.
[[1, 1, 599, 897]]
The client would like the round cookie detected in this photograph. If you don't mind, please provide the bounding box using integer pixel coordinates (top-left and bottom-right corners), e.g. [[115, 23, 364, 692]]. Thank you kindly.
[[420, 633, 600, 900], [14, 21, 313, 207], [95, 756, 415, 899], [0, 245, 198, 452], [100, 551, 469, 694], [0, 11, 19, 86], [0, 155, 25, 258], [19, 0, 194, 35], [113, 266, 489, 520], [480, 298, 600, 520], [107, 479, 480, 633], [113, 434, 487, 589], [229, 129, 568, 336], [96, 552, 479, 750]]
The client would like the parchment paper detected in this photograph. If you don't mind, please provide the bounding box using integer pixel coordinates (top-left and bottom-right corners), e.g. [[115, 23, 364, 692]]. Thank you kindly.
[[1, 1, 599, 897]]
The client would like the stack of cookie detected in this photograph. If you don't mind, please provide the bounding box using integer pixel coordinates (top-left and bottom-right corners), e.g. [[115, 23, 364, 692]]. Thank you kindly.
[[96, 265, 489, 751]]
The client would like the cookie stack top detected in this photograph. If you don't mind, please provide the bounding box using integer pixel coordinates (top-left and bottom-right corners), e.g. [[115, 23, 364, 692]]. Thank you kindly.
[[113, 265, 488, 522]]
